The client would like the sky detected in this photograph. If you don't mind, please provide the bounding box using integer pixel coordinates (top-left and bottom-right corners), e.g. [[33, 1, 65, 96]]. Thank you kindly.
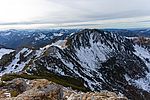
[[0, 0, 150, 29]]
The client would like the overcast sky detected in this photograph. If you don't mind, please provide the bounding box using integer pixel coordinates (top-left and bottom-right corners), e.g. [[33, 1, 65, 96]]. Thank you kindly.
[[0, 0, 150, 29]]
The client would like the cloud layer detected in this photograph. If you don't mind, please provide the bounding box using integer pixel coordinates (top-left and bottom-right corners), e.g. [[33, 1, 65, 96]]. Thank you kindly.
[[0, 0, 150, 29]]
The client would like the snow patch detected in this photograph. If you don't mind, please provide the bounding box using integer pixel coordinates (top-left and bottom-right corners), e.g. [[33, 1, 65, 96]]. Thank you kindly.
[[0, 48, 32, 76], [134, 45, 150, 70], [53, 32, 63, 36], [0, 48, 14, 59], [124, 45, 150, 92], [42, 40, 67, 50], [51, 40, 67, 49], [35, 33, 46, 40]]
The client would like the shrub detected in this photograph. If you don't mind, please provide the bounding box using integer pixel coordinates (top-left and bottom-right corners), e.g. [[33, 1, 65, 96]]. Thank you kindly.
[[1, 73, 89, 92], [10, 90, 19, 97], [0, 81, 6, 87]]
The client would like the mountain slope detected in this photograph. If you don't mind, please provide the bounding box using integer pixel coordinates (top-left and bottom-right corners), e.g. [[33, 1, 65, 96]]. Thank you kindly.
[[1, 29, 150, 99]]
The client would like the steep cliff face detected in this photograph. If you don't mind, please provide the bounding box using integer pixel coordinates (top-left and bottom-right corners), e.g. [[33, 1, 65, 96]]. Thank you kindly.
[[1, 29, 150, 99]]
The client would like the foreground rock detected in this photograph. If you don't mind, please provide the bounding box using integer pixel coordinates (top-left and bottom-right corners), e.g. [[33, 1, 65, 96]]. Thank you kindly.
[[0, 78, 127, 100], [63, 89, 128, 100]]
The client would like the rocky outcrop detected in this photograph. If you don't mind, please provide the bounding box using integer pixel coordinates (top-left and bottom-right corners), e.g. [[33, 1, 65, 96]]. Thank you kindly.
[[0, 78, 63, 100], [0, 78, 127, 100], [64, 90, 128, 100]]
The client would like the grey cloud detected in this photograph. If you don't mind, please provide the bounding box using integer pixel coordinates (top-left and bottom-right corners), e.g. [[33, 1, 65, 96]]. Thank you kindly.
[[1, 0, 150, 28]]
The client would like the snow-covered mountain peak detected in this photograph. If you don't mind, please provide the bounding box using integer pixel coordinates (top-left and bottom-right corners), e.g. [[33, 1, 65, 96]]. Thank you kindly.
[[66, 29, 134, 53], [1, 29, 150, 99]]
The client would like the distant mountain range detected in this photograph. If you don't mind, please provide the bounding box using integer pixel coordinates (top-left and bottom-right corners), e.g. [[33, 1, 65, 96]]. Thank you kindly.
[[0, 29, 80, 49], [0, 28, 150, 50], [105, 28, 150, 37]]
